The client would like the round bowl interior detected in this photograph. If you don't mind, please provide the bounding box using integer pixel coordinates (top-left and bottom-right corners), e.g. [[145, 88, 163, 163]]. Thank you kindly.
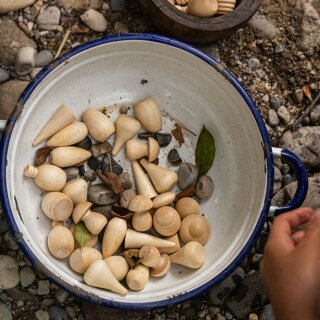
[[1, 35, 271, 308], [139, 0, 263, 42]]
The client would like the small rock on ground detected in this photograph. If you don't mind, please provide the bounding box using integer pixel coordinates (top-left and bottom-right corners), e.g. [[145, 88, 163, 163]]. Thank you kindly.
[[248, 13, 280, 38], [20, 267, 36, 287], [0, 302, 12, 320], [0, 255, 20, 290], [48, 306, 68, 320]]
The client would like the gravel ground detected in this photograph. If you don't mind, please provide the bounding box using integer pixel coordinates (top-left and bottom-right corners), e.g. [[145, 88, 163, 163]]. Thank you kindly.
[[0, 0, 319, 319]]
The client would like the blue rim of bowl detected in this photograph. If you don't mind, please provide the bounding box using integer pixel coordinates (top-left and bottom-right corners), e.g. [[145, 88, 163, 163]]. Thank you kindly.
[[0, 33, 274, 309]]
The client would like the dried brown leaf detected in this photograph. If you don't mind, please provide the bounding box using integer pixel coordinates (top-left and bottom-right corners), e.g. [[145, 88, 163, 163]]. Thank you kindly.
[[34, 147, 53, 166], [96, 170, 123, 194], [176, 186, 196, 201], [303, 85, 313, 102], [171, 124, 184, 145], [111, 205, 134, 221]]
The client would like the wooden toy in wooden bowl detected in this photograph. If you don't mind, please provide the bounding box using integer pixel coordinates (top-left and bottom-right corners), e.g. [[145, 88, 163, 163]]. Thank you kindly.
[[139, 0, 263, 43]]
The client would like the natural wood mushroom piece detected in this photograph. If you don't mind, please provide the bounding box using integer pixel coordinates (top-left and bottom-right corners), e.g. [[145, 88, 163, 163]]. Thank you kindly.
[[175, 197, 201, 219], [138, 246, 161, 268], [153, 206, 181, 237], [126, 137, 160, 162], [150, 254, 171, 277], [128, 195, 153, 212], [126, 264, 149, 291], [50, 146, 92, 168], [105, 256, 129, 281], [188, 0, 218, 17], [132, 211, 153, 232], [69, 247, 102, 274], [62, 178, 88, 205]]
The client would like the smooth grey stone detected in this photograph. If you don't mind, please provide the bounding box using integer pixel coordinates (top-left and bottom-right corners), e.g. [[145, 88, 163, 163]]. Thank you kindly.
[[88, 183, 120, 206], [55, 288, 69, 303], [294, 88, 304, 103], [92, 205, 113, 219], [280, 163, 290, 175], [282, 173, 296, 187], [66, 306, 77, 318], [153, 133, 172, 147], [84, 169, 97, 182], [225, 271, 267, 319], [248, 13, 280, 39], [110, 0, 126, 11], [118, 172, 132, 190], [35, 50, 53, 67], [310, 105, 320, 124], [64, 167, 79, 181], [168, 149, 182, 166], [279, 127, 320, 168], [37, 6, 61, 26], [209, 267, 245, 306], [0, 20, 36, 67], [269, 96, 281, 111], [277, 106, 291, 124], [15, 46, 36, 76], [90, 141, 112, 158], [114, 21, 129, 34], [35, 310, 49, 320], [0, 302, 12, 320], [48, 306, 68, 320], [37, 280, 50, 295], [178, 162, 198, 190], [273, 166, 282, 194], [247, 58, 260, 71], [74, 136, 92, 150], [195, 175, 214, 200], [57, 0, 102, 9], [274, 43, 285, 53], [20, 267, 36, 287], [268, 109, 279, 127], [4, 231, 19, 250], [214, 314, 225, 320], [272, 176, 320, 209], [101, 154, 123, 175], [0, 256, 20, 290], [0, 68, 10, 84]]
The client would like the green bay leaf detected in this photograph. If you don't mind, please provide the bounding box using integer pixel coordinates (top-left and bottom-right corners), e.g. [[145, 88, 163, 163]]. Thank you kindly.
[[74, 222, 90, 248], [195, 125, 215, 177]]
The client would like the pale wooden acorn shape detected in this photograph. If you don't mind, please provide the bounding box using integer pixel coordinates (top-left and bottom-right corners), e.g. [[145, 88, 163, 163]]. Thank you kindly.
[[41, 192, 73, 221], [153, 206, 181, 237], [140, 158, 178, 193], [170, 241, 206, 269], [175, 197, 201, 219], [50, 147, 91, 168], [84, 259, 128, 296], [153, 192, 176, 209], [72, 202, 108, 235], [24, 164, 67, 191], [131, 160, 158, 198], [69, 247, 102, 274], [126, 137, 160, 162], [159, 233, 181, 255], [47, 122, 88, 147], [102, 217, 127, 258], [69, 223, 98, 248], [125, 229, 176, 249], [126, 264, 149, 291], [188, 0, 218, 17], [33, 105, 76, 146], [180, 214, 211, 245], [132, 211, 153, 232], [105, 256, 129, 281], [62, 178, 88, 205], [112, 114, 141, 156], [128, 195, 153, 212], [139, 245, 161, 268], [150, 254, 171, 277], [134, 97, 162, 133], [47, 224, 74, 259], [82, 108, 115, 142]]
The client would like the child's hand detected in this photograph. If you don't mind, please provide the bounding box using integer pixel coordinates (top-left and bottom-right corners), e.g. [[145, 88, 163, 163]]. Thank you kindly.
[[261, 207, 320, 320]]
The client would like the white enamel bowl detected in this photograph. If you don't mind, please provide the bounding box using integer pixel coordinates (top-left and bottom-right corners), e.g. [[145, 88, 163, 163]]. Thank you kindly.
[[0, 34, 307, 309]]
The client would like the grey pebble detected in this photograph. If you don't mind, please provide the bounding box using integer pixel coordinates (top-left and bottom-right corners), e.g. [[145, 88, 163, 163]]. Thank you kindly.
[[15, 46, 36, 76], [283, 173, 296, 187], [268, 109, 279, 126], [248, 13, 280, 39], [66, 306, 77, 318], [101, 154, 123, 175], [48, 306, 68, 320], [247, 58, 260, 71], [35, 310, 49, 320], [37, 280, 50, 295], [110, 0, 126, 11], [225, 312, 233, 320], [262, 94, 269, 103], [41, 298, 55, 308], [37, 6, 61, 26], [20, 266, 35, 287], [55, 288, 69, 303], [250, 253, 263, 267], [280, 163, 290, 174], [91, 205, 113, 219], [277, 106, 291, 124], [153, 133, 172, 147], [114, 21, 129, 33], [74, 136, 92, 150], [310, 105, 320, 124], [168, 149, 182, 166], [214, 314, 225, 320], [273, 166, 282, 194], [0, 302, 12, 320], [178, 162, 198, 190], [84, 169, 97, 182], [118, 172, 132, 189], [88, 183, 120, 205], [0, 219, 9, 235], [269, 96, 281, 111], [274, 43, 285, 53], [294, 88, 304, 103], [181, 306, 196, 320], [302, 116, 310, 125], [0, 255, 20, 290], [120, 189, 137, 208], [90, 141, 112, 158], [64, 167, 79, 181], [195, 175, 214, 200], [0, 68, 10, 84], [87, 156, 101, 170], [4, 230, 19, 250], [35, 50, 53, 67]]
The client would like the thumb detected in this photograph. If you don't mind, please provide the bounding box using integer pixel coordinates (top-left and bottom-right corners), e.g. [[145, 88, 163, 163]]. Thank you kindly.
[[300, 209, 320, 247]]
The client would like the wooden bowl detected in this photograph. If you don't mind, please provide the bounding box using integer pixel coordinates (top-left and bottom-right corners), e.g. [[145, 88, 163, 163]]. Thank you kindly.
[[139, 0, 263, 43]]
